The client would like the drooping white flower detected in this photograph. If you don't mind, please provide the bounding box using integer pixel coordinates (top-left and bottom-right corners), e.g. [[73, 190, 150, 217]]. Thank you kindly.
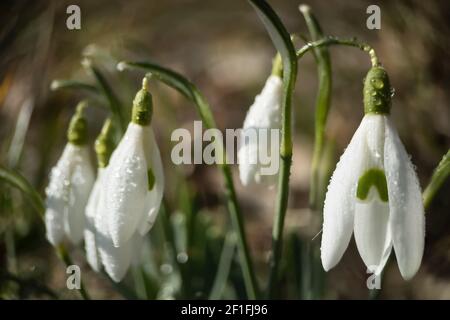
[[45, 102, 95, 246], [103, 78, 164, 250], [321, 66, 425, 280], [238, 73, 282, 186]]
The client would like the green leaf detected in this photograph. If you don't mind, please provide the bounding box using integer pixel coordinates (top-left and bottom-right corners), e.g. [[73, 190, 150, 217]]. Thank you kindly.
[[117, 61, 216, 129], [0, 165, 45, 217], [248, 0, 297, 156], [423, 149, 450, 209]]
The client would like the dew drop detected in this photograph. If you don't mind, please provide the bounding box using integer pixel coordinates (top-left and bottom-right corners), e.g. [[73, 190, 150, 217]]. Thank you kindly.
[[371, 78, 384, 89]]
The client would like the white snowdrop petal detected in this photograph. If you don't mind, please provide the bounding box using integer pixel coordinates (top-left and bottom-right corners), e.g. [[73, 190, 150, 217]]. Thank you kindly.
[[45, 206, 65, 246], [238, 138, 259, 186], [98, 235, 133, 282], [242, 75, 282, 130], [84, 229, 101, 272], [354, 190, 391, 269], [106, 123, 149, 247], [321, 117, 369, 271], [138, 128, 164, 235], [375, 234, 393, 276], [238, 75, 282, 186], [64, 146, 95, 244], [384, 118, 425, 280], [84, 169, 105, 272]]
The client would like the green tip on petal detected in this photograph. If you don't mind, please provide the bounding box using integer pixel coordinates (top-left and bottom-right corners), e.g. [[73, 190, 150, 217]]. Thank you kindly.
[[131, 77, 153, 126], [147, 167, 155, 191], [363, 66, 392, 115], [95, 118, 116, 168], [356, 168, 389, 202], [67, 101, 88, 145], [271, 53, 283, 77]]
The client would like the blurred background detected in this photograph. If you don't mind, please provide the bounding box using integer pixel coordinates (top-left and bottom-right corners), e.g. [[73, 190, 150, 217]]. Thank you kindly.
[[0, 0, 449, 299]]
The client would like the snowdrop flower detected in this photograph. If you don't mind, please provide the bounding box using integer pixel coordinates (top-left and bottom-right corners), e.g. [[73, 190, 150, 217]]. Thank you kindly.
[[321, 66, 425, 280], [104, 77, 164, 250], [84, 117, 145, 282], [45, 102, 95, 245], [238, 55, 282, 186], [84, 119, 115, 272]]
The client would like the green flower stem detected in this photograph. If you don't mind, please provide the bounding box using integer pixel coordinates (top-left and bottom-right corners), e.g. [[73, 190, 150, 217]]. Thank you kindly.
[[299, 4, 332, 212], [117, 61, 259, 299], [0, 165, 90, 300], [296, 36, 379, 68], [247, 0, 298, 299], [423, 149, 450, 209]]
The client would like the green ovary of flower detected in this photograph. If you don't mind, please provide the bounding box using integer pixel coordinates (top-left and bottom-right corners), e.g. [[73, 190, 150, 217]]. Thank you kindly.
[[356, 168, 389, 202]]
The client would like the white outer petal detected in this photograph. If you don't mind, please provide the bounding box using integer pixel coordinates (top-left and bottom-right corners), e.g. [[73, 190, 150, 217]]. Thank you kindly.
[[45, 144, 74, 245], [95, 182, 132, 282], [384, 117, 425, 280], [98, 235, 134, 282], [105, 123, 148, 247], [64, 145, 95, 244], [321, 116, 370, 271], [138, 127, 164, 235], [238, 75, 282, 186], [84, 169, 105, 272]]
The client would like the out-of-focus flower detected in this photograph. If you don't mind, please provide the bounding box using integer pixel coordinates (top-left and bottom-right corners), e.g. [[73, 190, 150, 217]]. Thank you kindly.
[[321, 66, 425, 280], [238, 56, 283, 186], [45, 102, 95, 245]]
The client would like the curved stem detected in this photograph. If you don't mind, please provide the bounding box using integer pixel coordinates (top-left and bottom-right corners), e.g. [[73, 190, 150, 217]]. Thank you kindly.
[[297, 36, 379, 67]]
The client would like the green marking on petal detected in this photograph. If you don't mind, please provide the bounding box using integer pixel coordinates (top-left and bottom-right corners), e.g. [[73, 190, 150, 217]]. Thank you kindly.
[[147, 168, 155, 191], [356, 168, 389, 202]]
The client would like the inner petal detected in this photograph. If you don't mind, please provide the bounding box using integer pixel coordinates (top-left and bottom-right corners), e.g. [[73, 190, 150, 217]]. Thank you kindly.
[[354, 188, 391, 270]]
